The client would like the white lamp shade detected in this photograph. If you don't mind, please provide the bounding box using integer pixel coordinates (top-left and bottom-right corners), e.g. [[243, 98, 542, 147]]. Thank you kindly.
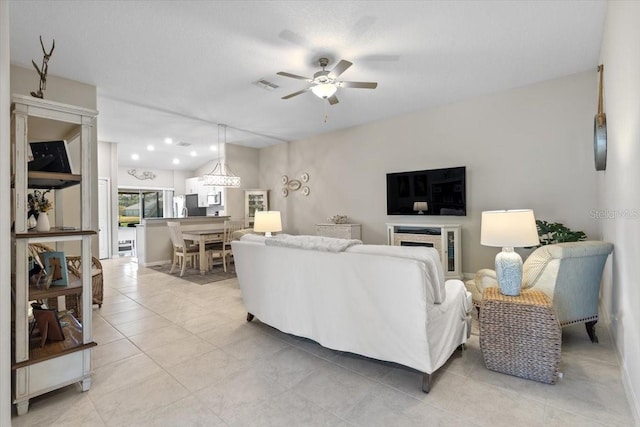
[[253, 211, 282, 233], [413, 202, 428, 211], [481, 209, 539, 248], [311, 83, 337, 99]]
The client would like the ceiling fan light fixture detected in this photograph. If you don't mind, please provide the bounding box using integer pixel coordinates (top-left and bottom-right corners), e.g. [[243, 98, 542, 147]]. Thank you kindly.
[[311, 83, 337, 99]]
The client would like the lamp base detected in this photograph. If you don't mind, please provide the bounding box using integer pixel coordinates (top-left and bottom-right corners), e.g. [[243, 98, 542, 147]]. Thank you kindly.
[[495, 247, 523, 296], [265, 232, 273, 237]]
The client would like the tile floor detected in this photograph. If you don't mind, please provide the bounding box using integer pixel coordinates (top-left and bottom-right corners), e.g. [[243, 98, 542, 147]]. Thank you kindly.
[[11, 257, 637, 426]]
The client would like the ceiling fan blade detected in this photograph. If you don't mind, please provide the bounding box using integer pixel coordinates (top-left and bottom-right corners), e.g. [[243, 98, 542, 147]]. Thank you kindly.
[[328, 60, 352, 79], [277, 71, 312, 81], [327, 94, 339, 105], [281, 88, 309, 100], [340, 81, 378, 89]]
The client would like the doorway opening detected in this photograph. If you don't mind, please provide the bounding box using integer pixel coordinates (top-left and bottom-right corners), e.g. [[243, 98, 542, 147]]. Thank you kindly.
[[117, 189, 165, 256]]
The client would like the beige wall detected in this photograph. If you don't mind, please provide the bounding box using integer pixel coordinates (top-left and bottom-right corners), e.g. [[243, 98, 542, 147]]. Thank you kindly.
[[599, 1, 640, 422], [260, 71, 599, 274], [10, 65, 96, 109]]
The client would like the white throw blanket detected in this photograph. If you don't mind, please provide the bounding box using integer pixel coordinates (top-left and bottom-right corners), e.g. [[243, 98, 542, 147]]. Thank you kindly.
[[265, 234, 362, 252]]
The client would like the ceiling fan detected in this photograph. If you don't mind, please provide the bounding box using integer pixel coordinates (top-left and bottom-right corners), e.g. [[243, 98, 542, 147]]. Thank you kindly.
[[277, 57, 378, 105]]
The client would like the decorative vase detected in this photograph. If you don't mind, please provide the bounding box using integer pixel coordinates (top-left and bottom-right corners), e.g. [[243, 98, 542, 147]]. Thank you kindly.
[[328, 215, 348, 224], [35, 212, 50, 232], [27, 215, 38, 229], [495, 248, 523, 296]]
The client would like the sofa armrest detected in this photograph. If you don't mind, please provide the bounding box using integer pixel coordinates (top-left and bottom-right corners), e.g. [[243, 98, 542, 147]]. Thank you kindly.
[[474, 268, 498, 294]]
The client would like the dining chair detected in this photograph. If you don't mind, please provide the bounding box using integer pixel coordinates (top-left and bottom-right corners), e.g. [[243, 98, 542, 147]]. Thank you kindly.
[[167, 221, 203, 276], [205, 237, 225, 271], [222, 220, 246, 272]]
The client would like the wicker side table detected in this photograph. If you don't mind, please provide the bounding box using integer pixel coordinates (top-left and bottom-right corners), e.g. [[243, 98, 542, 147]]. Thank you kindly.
[[480, 287, 561, 384]]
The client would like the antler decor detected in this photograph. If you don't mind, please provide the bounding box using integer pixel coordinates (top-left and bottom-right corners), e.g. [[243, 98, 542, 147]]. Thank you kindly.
[[30, 36, 55, 99], [127, 169, 156, 180]]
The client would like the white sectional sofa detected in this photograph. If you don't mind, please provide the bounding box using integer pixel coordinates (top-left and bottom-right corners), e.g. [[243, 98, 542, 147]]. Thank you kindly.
[[232, 234, 473, 392]]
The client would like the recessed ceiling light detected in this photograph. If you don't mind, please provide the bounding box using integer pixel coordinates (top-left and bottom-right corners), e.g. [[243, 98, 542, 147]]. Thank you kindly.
[[172, 158, 180, 165], [147, 144, 155, 151], [210, 145, 217, 151], [131, 153, 139, 160], [190, 151, 197, 157], [164, 137, 173, 144]]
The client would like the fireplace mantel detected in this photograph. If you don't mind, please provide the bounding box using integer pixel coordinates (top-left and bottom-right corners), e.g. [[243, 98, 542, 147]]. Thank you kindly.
[[386, 223, 462, 279]]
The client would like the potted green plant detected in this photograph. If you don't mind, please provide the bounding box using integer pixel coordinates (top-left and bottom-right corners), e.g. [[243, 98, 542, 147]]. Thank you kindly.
[[535, 220, 587, 245], [517, 220, 587, 260]]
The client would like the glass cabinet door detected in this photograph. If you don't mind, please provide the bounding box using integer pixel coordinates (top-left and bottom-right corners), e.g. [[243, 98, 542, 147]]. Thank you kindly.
[[245, 190, 268, 226], [446, 230, 455, 272]]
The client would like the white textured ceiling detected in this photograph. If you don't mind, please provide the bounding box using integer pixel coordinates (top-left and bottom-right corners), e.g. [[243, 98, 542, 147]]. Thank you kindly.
[[9, 1, 606, 171]]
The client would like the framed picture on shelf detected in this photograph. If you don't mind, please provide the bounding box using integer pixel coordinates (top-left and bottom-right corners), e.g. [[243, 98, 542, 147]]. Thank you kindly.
[[31, 304, 66, 347], [28, 140, 75, 174], [41, 251, 69, 287]]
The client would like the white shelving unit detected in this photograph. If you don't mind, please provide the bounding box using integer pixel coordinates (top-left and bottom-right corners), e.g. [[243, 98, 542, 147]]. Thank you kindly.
[[244, 189, 268, 227], [11, 94, 98, 415], [386, 223, 462, 279]]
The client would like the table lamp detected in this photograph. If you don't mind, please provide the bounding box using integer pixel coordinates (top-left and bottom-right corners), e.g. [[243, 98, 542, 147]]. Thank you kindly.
[[413, 201, 428, 215], [253, 211, 282, 237], [480, 209, 539, 296]]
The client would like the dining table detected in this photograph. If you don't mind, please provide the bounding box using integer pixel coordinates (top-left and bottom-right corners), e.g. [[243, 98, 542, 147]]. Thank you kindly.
[[181, 228, 224, 275]]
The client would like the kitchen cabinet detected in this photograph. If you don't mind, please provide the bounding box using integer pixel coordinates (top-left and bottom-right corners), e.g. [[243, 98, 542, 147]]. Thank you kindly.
[[185, 177, 220, 207]]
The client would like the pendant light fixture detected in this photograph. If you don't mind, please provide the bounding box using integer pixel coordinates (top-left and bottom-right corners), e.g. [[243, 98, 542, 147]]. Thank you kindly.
[[203, 124, 241, 187]]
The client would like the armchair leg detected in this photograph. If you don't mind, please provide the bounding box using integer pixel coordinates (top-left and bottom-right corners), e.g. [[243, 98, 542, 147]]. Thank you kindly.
[[422, 373, 431, 393], [586, 320, 599, 343], [246, 313, 254, 322]]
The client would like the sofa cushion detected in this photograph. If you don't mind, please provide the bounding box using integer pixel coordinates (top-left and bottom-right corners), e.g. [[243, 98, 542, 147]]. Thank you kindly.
[[522, 247, 553, 289], [265, 234, 362, 252], [232, 229, 256, 240], [346, 244, 446, 304], [240, 233, 267, 243]]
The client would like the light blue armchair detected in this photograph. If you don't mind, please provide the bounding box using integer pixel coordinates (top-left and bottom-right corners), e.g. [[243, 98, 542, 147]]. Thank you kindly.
[[466, 241, 614, 342]]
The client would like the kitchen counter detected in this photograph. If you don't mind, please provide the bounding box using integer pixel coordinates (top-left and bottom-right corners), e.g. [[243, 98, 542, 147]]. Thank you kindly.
[[136, 216, 230, 266]]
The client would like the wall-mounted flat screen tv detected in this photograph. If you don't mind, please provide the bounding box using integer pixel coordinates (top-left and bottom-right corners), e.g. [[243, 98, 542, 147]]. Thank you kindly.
[[386, 166, 466, 216]]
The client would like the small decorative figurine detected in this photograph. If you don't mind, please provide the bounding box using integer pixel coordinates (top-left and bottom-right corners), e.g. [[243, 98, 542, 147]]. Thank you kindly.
[[31, 36, 55, 99]]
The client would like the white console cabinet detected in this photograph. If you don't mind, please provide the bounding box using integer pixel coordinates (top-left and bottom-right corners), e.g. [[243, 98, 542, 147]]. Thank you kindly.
[[316, 223, 362, 240], [386, 223, 462, 279]]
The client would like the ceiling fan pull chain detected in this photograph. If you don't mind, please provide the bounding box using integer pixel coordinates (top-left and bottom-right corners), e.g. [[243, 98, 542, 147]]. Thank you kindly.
[[323, 101, 329, 123]]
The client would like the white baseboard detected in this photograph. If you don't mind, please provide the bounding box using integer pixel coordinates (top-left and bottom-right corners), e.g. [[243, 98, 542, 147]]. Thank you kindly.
[[622, 365, 640, 426], [600, 303, 640, 426], [141, 259, 171, 268]]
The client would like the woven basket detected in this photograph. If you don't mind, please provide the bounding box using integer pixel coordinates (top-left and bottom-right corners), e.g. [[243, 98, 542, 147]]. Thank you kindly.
[[480, 287, 561, 384], [28, 243, 104, 318]]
